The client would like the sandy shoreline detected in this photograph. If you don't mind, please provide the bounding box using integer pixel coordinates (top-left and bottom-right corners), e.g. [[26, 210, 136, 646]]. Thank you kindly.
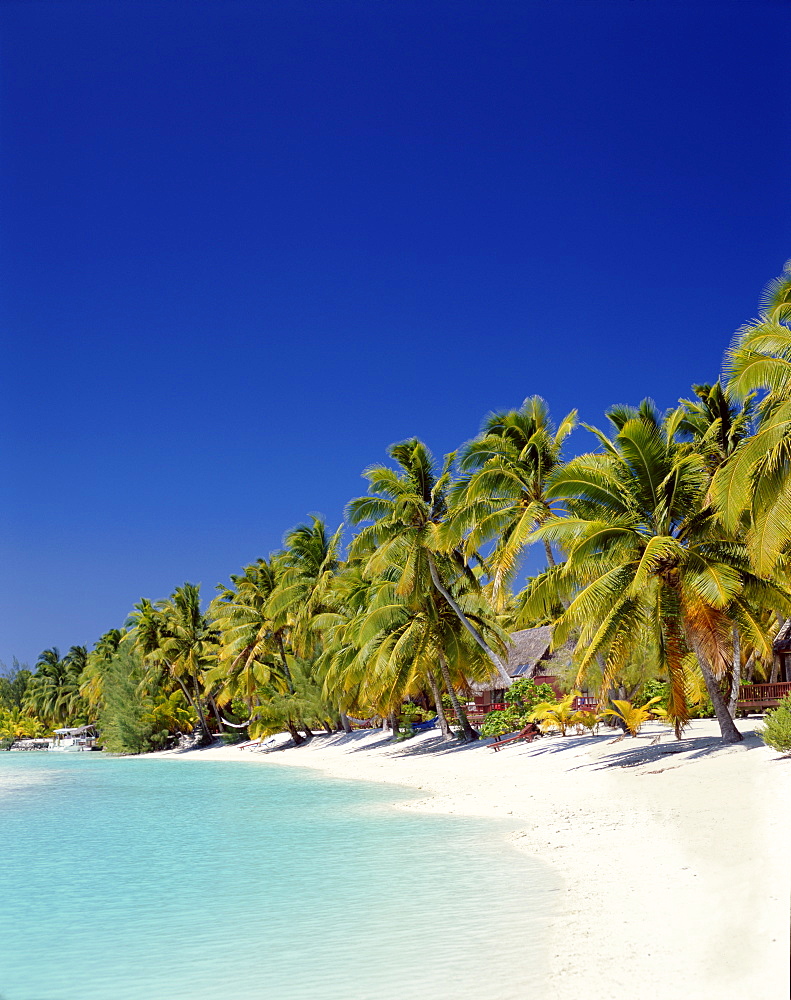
[[149, 719, 790, 999]]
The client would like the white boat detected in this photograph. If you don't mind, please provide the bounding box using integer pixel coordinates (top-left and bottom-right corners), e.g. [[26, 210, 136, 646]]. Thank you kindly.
[[49, 724, 100, 751]]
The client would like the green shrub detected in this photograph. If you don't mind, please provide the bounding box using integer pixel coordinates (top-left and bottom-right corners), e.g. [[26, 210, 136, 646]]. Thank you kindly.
[[689, 695, 715, 719], [640, 678, 669, 708], [480, 707, 523, 738], [758, 695, 791, 754], [504, 679, 556, 714], [221, 728, 249, 745]]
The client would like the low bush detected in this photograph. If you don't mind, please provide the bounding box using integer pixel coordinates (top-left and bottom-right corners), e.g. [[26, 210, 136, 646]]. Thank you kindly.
[[480, 707, 523, 738], [504, 679, 557, 714], [758, 695, 791, 754], [640, 678, 669, 708]]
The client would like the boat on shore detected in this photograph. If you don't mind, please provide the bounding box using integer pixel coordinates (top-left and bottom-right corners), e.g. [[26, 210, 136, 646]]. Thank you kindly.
[[49, 724, 100, 751]]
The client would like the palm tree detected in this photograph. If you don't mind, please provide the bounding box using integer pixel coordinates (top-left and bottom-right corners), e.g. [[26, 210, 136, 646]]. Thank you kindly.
[[355, 575, 504, 740], [520, 403, 791, 743], [448, 396, 576, 603], [313, 564, 385, 732], [673, 382, 755, 473], [347, 438, 511, 687], [208, 558, 290, 715], [80, 629, 128, 712], [714, 260, 791, 573], [266, 516, 342, 658], [127, 587, 216, 742], [24, 647, 87, 727]]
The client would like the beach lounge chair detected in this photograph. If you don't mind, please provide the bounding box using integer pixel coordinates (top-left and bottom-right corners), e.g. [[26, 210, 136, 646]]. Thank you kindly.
[[489, 723, 541, 752], [411, 717, 438, 733]]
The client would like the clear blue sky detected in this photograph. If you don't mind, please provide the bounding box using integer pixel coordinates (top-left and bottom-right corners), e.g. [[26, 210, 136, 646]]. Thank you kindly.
[[2, 0, 789, 669]]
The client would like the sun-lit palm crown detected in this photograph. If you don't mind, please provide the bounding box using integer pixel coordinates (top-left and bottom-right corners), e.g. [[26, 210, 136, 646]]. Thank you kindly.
[[715, 260, 791, 572], [448, 395, 577, 603], [209, 558, 287, 703], [347, 438, 458, 595], [346, 438, 509, 698]]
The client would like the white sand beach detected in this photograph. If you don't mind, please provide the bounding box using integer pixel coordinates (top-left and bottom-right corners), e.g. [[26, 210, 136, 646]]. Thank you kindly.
[[152, 719, 790, 999]]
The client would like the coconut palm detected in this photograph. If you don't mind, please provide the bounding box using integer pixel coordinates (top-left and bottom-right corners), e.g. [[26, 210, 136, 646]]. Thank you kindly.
[[520, 403, 791, 742], [321, 561, 504, 740], [347, 438, 511, 686], [80, 629, 128, 712], [448, 396, 576, 603], [25, 647, 87, 727], [266, 516, 342, 658], [208, 558, 291, 713], [673, 381, 755, 473], [127, 587, 216, 742], [714, 260, 791, 573]]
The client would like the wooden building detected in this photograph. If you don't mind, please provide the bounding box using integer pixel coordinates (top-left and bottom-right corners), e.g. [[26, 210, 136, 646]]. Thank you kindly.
[[736, 619, 791, 712], [470, 626, 566, 714]]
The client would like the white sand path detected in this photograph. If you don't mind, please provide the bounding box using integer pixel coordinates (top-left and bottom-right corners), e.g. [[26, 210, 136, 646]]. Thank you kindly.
[[150, 718, 790, 999]]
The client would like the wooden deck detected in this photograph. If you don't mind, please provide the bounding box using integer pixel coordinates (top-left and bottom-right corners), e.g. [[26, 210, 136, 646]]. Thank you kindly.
[[736, 682, 791, 710]]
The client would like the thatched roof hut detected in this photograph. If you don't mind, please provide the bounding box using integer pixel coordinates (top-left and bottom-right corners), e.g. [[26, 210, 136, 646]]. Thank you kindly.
[[471, 626, 555, 693], [507, 626, 553, 677], [773, 618, 791, 654]]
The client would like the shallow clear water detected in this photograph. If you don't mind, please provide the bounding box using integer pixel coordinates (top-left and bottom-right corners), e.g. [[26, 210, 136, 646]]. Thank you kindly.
[[0, 752, 557, 1000]]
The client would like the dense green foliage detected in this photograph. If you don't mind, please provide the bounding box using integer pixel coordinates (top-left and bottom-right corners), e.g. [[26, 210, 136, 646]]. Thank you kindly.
[[98, 649, 160, 754], [17, 262, 791, 750], [504, 679, 557, 714], [758, 695, 791, 754]]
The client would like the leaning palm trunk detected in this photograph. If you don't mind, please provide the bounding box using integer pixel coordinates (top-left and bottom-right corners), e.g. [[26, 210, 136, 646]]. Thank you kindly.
[[727, 629, 741, 720], [208, 694, 225, 734], [437, 651, 478, 741], [427, 554, 511, 687], [686, 641, 743, 744], [427, 668, 452, 740], [286, 719, 306, 746], [168, 665, 211, 742], [191, 696, 212, 743]]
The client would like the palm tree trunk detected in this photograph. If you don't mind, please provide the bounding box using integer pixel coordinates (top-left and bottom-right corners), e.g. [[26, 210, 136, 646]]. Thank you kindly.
[[339, 709, 352, 734], [427, 668, 452, 740], [171, 670, 210, 740], [208, 694, 225, 734], [544, 540, 556, 567], [193, 697, 212, 743], [427, 554, 511, 687], [286, 719, 305, 746], [277, 634, 294, 692], [695, 654, 744, 743], [437, 651, 478, 741], [727, 628, 741, 719]]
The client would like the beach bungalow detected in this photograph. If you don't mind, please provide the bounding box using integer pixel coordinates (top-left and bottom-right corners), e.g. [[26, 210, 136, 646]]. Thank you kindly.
[[737, 620, 791, 712], [470, 626, 566, 716]]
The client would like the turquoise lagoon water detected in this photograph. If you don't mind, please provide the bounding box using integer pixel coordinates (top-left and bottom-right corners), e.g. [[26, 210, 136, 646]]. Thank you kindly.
[[0, 752, 557, 1000]]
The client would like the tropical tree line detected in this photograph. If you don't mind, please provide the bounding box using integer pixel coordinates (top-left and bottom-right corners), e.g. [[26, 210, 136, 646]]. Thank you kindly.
[[7, 260, 791, 750]]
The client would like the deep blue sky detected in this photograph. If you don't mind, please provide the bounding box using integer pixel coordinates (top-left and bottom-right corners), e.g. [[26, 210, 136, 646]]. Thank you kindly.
[[2, 0, 789, 669]]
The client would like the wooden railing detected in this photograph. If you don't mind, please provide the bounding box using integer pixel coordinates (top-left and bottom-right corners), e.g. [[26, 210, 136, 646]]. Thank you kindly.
[[737, 682, 791, 708]]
